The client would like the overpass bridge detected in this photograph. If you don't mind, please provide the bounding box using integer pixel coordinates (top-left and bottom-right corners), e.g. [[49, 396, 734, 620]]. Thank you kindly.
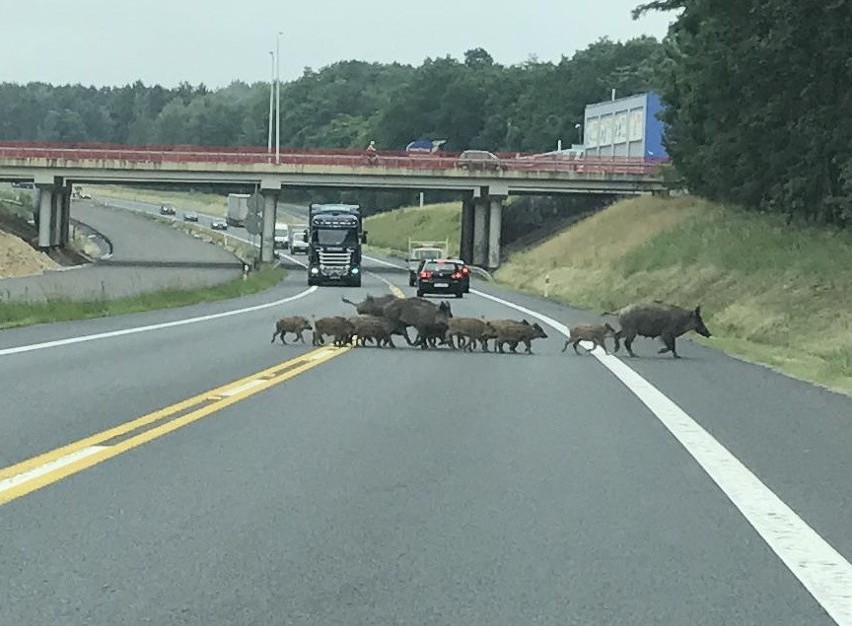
[[0, 142, 669, 268]]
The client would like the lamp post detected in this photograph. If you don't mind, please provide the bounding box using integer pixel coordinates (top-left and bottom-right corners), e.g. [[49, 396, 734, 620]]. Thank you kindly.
[[275, 31, 282, 164], [575, 123, 583, 145], [267, 51, 274, 154]]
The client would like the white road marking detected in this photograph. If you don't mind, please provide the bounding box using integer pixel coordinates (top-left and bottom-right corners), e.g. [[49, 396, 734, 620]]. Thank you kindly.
[[471, 287, 852, 625], [0, 287, 318, 358], [0, 446, 108, 495]]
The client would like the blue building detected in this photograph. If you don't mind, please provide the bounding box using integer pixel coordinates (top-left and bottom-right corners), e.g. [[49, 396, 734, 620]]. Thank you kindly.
[[582, 92, 668, 159]]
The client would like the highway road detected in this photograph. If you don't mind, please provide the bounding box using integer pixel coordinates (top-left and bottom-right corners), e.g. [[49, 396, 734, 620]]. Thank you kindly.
[[1, 258, 851, 622]]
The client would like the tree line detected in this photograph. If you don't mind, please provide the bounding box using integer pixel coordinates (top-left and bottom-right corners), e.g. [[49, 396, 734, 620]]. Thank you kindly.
[[0, 38, 663, 153], [637, 0, 852, 226]]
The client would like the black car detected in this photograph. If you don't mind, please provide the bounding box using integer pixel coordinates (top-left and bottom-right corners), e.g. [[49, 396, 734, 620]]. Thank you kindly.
[[415, 259, 466, 298], [159, 203, 176, 216], [210, 219, 228, 230], [183, 211, 199, 222]]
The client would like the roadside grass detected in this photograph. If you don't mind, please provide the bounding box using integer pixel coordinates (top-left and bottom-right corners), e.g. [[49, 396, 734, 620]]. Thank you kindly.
[[0, 266, 285, 330], [365, 202, 461, 257], [496, 195, 852, 394], [92, 185, 229, 217]]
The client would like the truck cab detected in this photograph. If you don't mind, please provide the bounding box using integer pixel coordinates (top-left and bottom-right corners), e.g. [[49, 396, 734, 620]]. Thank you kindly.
[[306, 204, 367, 287]]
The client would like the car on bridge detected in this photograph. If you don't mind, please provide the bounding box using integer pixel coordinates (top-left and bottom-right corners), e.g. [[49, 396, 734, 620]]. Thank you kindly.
[[183, 211, 199, 222], [160, 203, 176, 216], [457, 150, 502, 172], [210, 219, 228, 230], [416, 259, 466, 298]]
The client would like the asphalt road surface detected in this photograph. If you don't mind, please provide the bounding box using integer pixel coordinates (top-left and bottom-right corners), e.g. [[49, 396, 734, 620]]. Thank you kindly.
[[0, 201, 242, 301], [1, 255, 851, 624]]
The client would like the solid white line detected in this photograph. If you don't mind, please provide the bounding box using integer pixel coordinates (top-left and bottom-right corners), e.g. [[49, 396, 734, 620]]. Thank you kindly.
[[0, 446, 108, 495], [471, 287, 852, 625], [0, 287, 318, 358]]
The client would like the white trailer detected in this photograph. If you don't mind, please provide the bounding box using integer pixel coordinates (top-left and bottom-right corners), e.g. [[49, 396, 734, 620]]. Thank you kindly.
[[226, 193, 250, 227]]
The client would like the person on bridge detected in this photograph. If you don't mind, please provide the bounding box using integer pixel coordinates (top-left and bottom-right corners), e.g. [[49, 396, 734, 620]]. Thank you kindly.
[[365, 140, 379, 165]]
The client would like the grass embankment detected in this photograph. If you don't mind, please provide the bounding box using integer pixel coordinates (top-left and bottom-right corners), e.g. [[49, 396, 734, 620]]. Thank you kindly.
[[0, 266, 285, 330], [92, 185, 229, 217], [497, 195, 852, 394], [365, 202, 461, 258]]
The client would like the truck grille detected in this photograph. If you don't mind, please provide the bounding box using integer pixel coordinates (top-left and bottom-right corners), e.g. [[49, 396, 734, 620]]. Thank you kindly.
[[318, 251, 351, 274]]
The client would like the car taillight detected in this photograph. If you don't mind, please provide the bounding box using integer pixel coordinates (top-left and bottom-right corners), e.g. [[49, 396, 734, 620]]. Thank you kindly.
[[451, 272, 462, 279], [461, 267, 470, 275], [419, 271, 432, 279]]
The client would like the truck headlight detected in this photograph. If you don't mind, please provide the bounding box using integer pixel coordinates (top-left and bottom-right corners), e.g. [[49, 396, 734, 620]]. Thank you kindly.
[[310, 267, 319, 275], [351, 267, 360, 274]]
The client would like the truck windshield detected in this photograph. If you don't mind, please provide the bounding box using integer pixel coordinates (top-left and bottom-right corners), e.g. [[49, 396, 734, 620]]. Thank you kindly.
[[314, 229, 358, 247]]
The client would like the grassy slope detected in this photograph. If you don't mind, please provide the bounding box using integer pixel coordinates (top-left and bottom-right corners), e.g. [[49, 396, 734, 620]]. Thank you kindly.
[[92, 185, 229, 217], [497, 195, 852, 394], [366, 195, 852, 392], [365, 202, 461, 257], [0, 266, 285, 330]]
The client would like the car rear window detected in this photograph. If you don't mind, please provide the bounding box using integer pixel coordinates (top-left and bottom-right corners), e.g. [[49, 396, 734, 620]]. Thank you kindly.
[[424, 261, 460, 272]]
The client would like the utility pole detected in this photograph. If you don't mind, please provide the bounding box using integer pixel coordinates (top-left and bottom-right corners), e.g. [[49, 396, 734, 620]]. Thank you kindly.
[[267, 51, 274, 154], [275, 31, 282, 164]]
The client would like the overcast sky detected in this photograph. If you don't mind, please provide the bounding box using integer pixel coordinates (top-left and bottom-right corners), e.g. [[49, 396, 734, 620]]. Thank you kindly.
[[1, 0, 675, 88]]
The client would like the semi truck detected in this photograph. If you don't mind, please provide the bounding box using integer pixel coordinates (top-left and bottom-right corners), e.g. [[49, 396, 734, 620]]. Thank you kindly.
[[226, 193, 250, 227], [306, 204, 367, 287]]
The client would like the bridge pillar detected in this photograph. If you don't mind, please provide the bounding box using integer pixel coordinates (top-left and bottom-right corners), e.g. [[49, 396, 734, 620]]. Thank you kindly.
[[59, 182, 72, 246], [472, 196, 489, 267], [487, 196, 504, 270], [260, 190, 278, 263], [460, 195, 474, 264], [36, 183, 55, 249]]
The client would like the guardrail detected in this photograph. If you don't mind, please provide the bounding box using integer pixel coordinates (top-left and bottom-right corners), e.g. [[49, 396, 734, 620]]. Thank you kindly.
[[0, 142, 669, 176]]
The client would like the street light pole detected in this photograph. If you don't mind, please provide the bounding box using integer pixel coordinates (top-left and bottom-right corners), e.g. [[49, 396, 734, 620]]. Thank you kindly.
[[575, 123, 583, 145], [275, 31, 282, 165], [267, 51, 274, 154]]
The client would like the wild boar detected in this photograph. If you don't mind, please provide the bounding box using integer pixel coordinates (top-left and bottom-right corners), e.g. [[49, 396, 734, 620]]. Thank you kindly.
[[446, 317, 498, 353], [610, 303, 711, 358], [381, 298, 453, 349], [271, 316, 312, 345], [562, 323, 617, 355], [348, 315, 396, 348], [342, 294, 398, 317], [312, 316, 354, 347], [490, 319, 548, 354]]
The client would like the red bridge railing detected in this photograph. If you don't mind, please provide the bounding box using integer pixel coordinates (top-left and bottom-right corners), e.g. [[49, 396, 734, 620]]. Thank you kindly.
[[0, 142, 669, 176]]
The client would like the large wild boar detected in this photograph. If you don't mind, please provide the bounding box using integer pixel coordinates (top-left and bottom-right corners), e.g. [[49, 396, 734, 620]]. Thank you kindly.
[[381, 298, 453, 349], [562, 323, 616, 355], [312, 316, 354, 347], [611, 302, 711, 358], [446, 317, 498, 352], [348, 315, 397, 348], [490, 319, 548, 354], [342, 294, 398, 316], [271, 316, 312, 345]]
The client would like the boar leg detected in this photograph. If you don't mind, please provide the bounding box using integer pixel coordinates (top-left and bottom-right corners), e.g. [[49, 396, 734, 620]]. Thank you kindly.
[[612, 330, 622, 353], [659, 333, 680, 358], [623, 332, 637, 357], [524, 340, 533, 354], [271, 330, 280, 344]]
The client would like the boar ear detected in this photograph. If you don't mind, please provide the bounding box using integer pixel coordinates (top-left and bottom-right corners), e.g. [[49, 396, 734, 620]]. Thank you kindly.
[[695, 305, 701, 315]]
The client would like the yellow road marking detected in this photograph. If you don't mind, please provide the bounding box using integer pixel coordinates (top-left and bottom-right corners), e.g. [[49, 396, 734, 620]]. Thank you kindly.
[[0, 345, 349, 506]]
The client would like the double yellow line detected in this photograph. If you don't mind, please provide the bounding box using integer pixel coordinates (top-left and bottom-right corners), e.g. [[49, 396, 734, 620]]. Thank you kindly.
[[0, 345, 349, 506]]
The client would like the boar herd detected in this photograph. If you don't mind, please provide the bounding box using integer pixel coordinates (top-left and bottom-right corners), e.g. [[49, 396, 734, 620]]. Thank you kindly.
[[271, 293, 549, 354], [271, 294, 712, 359]]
